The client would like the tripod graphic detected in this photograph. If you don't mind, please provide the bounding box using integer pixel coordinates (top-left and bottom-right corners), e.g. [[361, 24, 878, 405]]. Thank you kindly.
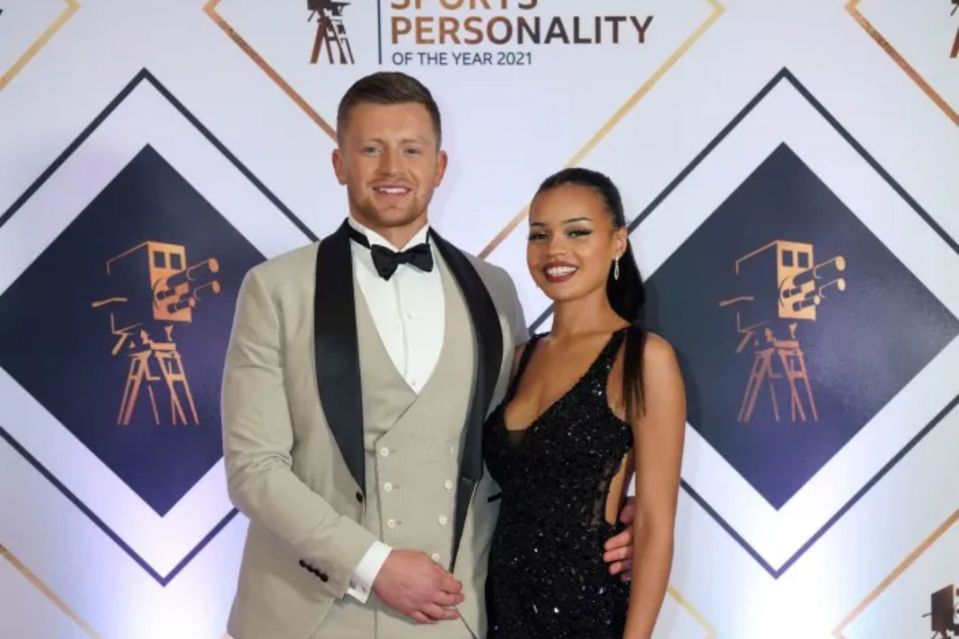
[[735, 323, 818, 423], [951, 1, 959, 58], [93, 241, 220, 426], [925, 584, 959, 638], [720, 240, 846, 425], [308, 0, 354, 65], [114, 325, 198, 426]]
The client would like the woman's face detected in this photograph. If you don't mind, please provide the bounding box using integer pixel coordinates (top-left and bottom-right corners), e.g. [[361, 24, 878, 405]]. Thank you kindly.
[[527, 183, 627, 304]]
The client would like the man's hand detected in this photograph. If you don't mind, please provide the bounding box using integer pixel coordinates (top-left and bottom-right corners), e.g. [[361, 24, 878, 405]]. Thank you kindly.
[[603, 497, 636, 582], [372, 549, 464, 624]]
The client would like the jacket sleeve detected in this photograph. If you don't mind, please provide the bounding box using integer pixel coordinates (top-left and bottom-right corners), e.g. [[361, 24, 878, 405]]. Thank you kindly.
[[221, 266, 377, 598]]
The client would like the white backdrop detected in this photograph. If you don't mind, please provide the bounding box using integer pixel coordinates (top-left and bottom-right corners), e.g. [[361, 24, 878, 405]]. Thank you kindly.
[[0, 1, 957, 638]]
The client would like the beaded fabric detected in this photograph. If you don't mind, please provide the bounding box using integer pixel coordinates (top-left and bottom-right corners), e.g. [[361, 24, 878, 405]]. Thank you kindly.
[[483, 329, 634, 638]]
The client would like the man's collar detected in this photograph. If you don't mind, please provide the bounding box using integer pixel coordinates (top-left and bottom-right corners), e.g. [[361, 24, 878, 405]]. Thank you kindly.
[[347, 216, 430, 252]]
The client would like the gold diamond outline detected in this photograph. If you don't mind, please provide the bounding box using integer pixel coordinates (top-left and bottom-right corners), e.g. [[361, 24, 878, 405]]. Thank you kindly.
[[1, 542, 234, 638], [0, 543, 101, 638], [667, 583, 717, 638], [832, 509, 959, 638], [203, 0, 725, 257], [1, 540, 714, 639], [0, 0, 80, 91], [204, 0, 336, 140], [480, 0, 726, 258], [846, 0, 958, 127]]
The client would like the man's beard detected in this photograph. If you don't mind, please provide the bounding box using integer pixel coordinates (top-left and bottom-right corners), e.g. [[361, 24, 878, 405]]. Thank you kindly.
[[352, 191, 427, 229]]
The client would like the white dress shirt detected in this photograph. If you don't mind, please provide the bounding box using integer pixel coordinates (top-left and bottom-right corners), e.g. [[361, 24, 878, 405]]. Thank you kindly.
[[346, 216, 446, 602]]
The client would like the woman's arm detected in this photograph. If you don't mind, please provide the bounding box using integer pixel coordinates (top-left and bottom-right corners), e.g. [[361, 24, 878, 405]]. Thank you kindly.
[[623, 333, 686, 639]]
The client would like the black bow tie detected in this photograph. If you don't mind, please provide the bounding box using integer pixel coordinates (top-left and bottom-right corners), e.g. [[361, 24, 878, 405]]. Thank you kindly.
[[349, 227, 434, 281]]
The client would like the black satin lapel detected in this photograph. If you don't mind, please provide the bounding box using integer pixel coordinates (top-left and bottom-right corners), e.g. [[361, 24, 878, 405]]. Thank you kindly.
[[314, 221, 365, 493], [432, 231, 504, 568]]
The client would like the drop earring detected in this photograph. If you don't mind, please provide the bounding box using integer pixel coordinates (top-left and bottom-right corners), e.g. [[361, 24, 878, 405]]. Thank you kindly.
[[613, 257, 620, 281]]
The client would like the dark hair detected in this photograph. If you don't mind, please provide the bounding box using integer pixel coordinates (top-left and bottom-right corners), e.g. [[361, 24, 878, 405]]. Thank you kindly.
[[336, 72, 442, 146], [535, 167, 647, 419]]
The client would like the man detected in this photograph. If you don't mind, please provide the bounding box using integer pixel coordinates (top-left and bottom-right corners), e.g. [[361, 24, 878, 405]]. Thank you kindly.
[[222, 72, 633, 639]]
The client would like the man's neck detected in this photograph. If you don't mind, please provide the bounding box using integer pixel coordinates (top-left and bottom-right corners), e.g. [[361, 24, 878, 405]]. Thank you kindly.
[[349, 216, 429, 251]]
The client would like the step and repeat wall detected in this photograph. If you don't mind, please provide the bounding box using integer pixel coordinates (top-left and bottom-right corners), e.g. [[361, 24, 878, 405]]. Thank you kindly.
[[1, 1, 957, 638]]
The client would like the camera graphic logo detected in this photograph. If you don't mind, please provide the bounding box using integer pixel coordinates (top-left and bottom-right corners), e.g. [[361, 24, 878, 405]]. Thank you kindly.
[[720, 240, 846, 424], [307, 0, 354, 64], [92, 242, 221, 427]]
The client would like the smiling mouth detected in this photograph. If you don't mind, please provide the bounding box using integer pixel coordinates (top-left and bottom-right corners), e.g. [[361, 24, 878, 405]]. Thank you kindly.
[[374, 185, 411, 196], [543, 264, 578, 283]]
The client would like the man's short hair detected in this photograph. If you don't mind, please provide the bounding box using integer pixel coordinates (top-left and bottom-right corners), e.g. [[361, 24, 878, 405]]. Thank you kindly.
[[336, 72, 442, 146]]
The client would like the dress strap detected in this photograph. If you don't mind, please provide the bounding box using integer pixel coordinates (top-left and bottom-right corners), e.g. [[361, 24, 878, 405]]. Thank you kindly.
[[600, 326, 629, 358], [595, 327, 630, 373]]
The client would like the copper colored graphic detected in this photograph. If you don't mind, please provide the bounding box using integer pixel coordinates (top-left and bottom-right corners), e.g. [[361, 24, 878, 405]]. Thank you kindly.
[[846, 0, 958, 125], [833, 511, 959, 638], [719, 240, 846, 424], [0, 0, 80, 91], [308, 0, 354, 64], [951, 0, 959, 59], [91, 242, 221, 427], [479, 0, 726, 258], [926, 583, 959, 638]]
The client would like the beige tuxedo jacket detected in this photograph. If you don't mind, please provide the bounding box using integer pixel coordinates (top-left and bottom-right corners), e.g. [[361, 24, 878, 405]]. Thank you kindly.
[[222, 221, 527, 638]]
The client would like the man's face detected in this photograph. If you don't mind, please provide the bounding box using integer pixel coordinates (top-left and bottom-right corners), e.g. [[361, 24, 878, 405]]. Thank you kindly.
[[333, 102, 447, 241]]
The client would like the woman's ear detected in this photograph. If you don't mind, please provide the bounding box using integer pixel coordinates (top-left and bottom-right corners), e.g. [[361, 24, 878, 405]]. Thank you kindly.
[[614, 227, 628, 258]]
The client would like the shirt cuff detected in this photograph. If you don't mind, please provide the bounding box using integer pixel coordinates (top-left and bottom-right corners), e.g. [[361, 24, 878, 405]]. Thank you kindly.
[[346, 540, 392, 603]]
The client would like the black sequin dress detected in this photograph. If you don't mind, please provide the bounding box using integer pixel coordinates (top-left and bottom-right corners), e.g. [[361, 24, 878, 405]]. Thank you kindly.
[[483, 330, 634, 639]]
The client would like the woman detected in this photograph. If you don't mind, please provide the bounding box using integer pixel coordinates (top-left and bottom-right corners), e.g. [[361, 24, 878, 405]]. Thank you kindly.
[[483, 168, 686, 639]]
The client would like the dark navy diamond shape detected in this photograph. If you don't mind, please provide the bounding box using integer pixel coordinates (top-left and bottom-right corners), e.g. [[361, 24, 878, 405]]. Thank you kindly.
[[644, 142, 959, 509], [0, 144, 264, 515]]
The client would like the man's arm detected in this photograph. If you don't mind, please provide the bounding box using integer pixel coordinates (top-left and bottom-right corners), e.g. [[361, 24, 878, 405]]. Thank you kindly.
[[222, 267, 376, 597], [224, 267, 465, 622], [604, 498, 636, 579], [347, 540, 391, 602]]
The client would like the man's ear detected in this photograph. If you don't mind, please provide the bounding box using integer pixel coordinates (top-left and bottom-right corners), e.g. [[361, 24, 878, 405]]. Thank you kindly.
[[433, 149, 449, 187], [332, 148, 347, 185]]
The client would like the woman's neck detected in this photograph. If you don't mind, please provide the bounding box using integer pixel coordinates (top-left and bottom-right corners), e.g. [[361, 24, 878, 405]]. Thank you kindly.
[[549, 291, 627, 340]]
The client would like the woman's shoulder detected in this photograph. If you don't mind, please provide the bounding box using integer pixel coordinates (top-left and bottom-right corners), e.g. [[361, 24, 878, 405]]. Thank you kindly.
[[638, 330, 677, 368]]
